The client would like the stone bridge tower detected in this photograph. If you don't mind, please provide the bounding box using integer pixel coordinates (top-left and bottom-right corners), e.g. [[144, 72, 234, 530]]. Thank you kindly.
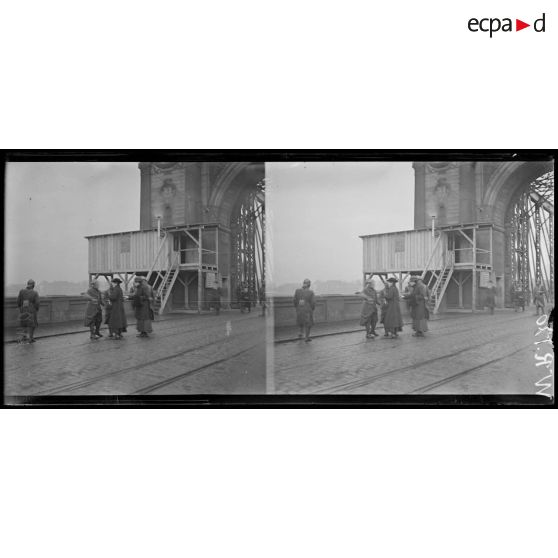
[[138, 161, 265, 308], [413, 160, 554, 307]]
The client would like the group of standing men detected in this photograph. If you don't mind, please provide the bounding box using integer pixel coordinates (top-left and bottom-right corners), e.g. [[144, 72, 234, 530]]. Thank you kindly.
[[292, 276, 430, 343], [357, 276, 430, 339], [83, 276, 154, 340]]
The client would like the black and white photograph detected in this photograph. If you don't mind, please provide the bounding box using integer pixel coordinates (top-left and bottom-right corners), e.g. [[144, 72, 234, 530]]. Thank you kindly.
[[268, 159, 555, 398], [4, 160, 268, 399], [2, 2, 558, 558]]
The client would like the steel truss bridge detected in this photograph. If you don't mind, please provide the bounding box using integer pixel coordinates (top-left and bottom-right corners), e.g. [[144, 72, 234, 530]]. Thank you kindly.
[[508, 170, 554, 304], [231, 178, 265, 306]]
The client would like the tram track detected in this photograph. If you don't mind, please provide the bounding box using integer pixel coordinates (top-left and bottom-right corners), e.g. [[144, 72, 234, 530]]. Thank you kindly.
[[275, 313, 532, 375], [306, 330, 532, 395], [408, 344, 531, 394], [33, 331, 260, 396], [131, 344, 261, 395], [7, 313, 259, 373]]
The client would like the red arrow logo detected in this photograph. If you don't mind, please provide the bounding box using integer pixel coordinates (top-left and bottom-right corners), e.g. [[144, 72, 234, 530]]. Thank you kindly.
[[516, 19, 530, 31]]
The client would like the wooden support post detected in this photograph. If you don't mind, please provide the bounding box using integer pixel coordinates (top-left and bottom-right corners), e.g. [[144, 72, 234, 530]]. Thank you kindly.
[[198, 228, 203, 313], [489, 226, 493, 271], [458, 273, 463, 308], [472, 227, 477, 312], [198, 269, 203, 313], [216, 227, 219, 274]]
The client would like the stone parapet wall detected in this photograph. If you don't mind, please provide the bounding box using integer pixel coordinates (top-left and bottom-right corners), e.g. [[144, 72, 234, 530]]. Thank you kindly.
[[4, 296, 136, 327]]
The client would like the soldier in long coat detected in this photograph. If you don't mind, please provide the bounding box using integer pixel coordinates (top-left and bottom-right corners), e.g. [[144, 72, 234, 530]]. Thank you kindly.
[[412, 277, 430, 336], [293, 278, 316, 342], [356, 280, 379, 339], [130, 277, 153, 337], [84, 280, 104, 340], [382, 278, 403, 338], [17, 279, 40, 343], [106, 278, 127, 339]]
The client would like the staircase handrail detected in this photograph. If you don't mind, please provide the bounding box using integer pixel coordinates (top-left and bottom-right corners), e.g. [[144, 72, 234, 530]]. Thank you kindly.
[[156, 251, 180, 300], [420, 233, 443, 280], [158, 252, 181, 314], [429, 253, 455, 313], [146, 231, 168, 283]]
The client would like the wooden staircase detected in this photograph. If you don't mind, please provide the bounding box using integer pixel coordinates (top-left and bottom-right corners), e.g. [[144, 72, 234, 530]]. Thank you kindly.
[[144, 232, 181, 315], [424, 255, 454, 314], [420, 237, 454, 315]]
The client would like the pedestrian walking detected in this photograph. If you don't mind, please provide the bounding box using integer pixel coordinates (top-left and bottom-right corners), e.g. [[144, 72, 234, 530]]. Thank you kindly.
[[293, 278, 315, 342], [534, 283, 546, 316], [356, 279, 379, 339], [485, 280, 497, 315], [106, 278, 127, 339], [412, 277, 430, 336], [16, 279, 40, 343], [382, 277, 403, 339], [84, 280, 104, 340], [130, 277, 154, 337]]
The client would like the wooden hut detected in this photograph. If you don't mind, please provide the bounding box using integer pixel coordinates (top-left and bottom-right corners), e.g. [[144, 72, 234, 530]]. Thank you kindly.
[[360, 223, 495, 313]]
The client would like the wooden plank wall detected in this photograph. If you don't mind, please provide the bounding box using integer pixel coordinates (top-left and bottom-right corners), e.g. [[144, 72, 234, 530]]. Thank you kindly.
[[362, 229, 446, 273], [88, 231, 166, 273]]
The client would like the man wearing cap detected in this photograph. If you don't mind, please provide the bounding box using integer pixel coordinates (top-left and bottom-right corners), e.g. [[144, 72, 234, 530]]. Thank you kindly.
[[412, 277, 430, 337], [84, 279, 104, 340], [382, 277, 403, 339], [356, 279, 379, 339], [130, 276, 154, 337], [16, 279, 40, 343], [106, 277, 127, 339], [293, 278, 316, 342]]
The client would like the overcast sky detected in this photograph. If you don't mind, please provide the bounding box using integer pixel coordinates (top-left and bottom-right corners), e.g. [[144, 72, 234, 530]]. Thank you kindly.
[[266, 162, 415, 286], [5, 160, 416, 288], [5, 162, 139, 285]]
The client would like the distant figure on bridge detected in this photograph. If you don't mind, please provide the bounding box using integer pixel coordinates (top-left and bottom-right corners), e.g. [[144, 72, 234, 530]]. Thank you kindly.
[[105, 278, 127, 340], [412, 277, 430, 336], [17, 279, 40, 343], [238, 283, 251, 313], [382, 277, 403, 339], [533, 283, 546, 316], [208, 283, 222, 315], [294, 278, 315, 342], [84, 280, 104, 340], [356, 279, 379, 339], [130, 277, 154, 338], [259, 288, 267, 317], [485, 280, 497, 315], [511, 282, 525, 312]]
